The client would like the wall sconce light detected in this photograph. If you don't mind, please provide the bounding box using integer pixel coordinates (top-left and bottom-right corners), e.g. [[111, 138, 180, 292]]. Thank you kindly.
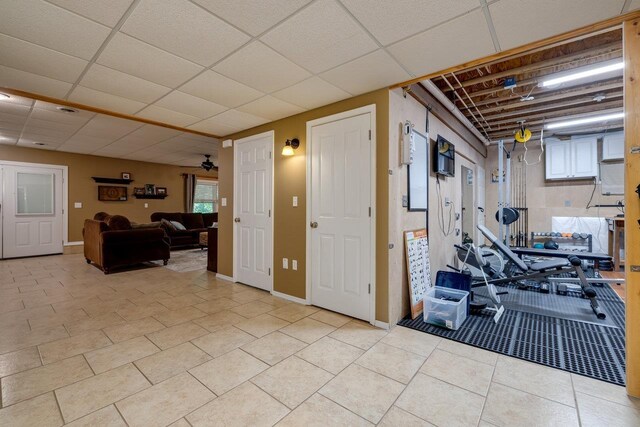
[[282, 138, 299, 156]]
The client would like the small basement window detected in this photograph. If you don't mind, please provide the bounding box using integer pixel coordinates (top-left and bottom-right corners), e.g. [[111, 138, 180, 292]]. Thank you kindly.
[[193, 179, 218, 214]]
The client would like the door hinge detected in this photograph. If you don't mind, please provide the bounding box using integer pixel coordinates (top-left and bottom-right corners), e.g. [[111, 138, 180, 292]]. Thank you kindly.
[[368, 207, 371, 217], [368, 130, 371, 140], [368, 283, 371, 294], [268, 209, 271, 218], [268, 268, 271, 276], [269, 151, 272, 159]]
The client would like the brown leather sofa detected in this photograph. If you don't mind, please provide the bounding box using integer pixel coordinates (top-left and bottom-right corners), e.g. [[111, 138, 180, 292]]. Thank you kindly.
[[83, 213, 170, 274], [150, 212, 217, 248]]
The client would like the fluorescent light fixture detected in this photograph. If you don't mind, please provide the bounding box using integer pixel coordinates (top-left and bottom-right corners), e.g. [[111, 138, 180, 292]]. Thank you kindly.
[[540, 60, 623, 87], [546, 112, 624, 130], [0, 93, 10, 100]]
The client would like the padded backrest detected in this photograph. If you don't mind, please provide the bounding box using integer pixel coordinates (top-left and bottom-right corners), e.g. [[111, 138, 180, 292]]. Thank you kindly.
[[181, 213, 204, 229], [201, 213, 217, 227], [150, 212, 183, 223], [477, 224, 528, 271]]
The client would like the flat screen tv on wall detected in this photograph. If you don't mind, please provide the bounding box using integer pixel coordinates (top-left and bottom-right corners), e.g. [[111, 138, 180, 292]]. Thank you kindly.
[[434, 135, 455, 177]]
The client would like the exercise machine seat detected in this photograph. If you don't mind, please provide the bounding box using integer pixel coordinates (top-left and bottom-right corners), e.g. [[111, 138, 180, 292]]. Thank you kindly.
[[529, 259, 569, 271]]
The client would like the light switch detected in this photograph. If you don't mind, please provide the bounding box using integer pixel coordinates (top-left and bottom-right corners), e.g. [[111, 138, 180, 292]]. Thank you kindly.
[[292, 196, 298, 207], [144, 203, 149, 208], [292, 260, 298, 271], [282, 258, 289, 269], [221, 197, 227, 207], [74, 202, 82, 208]]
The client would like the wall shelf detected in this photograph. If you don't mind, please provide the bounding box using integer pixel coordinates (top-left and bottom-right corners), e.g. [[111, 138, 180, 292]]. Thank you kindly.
[[133, 194, 167, 199], [92, 177, 133, 185]]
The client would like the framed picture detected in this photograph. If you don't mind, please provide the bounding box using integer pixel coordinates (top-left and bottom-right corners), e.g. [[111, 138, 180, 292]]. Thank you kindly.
[[133, 187, 145, 195], [98, 186, 127, 201], [144, 184, 155, 195], [156, 187, 167, 195], [121, 172, 131, 180]]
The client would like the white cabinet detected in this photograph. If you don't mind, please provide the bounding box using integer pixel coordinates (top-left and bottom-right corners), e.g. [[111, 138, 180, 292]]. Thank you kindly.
[[545, 137, 597, 180], [602, 132, 624, 160]]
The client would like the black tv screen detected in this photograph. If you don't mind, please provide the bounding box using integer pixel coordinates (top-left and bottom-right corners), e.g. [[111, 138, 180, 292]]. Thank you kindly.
[[435, 135, 455, 177]]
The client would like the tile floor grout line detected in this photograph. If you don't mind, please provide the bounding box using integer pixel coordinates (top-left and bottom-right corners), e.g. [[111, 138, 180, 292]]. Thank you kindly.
[[570, 374, 585, 427]]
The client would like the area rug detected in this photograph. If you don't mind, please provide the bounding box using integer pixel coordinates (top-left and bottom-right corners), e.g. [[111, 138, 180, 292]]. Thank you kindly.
[[398, 280, 626, 385], [155, 249, 208, 272]]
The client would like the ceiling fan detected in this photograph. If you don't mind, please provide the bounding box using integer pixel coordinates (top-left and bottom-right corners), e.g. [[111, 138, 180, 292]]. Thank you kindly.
[[180, 154, 218, 171]]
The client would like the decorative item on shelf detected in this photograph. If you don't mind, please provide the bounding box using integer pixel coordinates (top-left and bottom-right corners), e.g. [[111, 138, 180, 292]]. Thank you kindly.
[[133, 187, 145, 196], [144, 184, 155, 195], [282, 138, 299, 156], [121, 172, 131, 180], [98, 186, 127, 201], [156, 187, 167, 195]]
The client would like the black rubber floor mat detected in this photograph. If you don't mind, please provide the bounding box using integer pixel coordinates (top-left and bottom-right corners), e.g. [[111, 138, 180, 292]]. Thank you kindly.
[[398, 281, 626, 385]]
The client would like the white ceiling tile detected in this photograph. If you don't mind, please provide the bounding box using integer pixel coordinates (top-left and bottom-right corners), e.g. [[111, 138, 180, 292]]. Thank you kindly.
[[0, 65, 72, 98], [490, 0, 625, 50], [0, 134, 19, 144], [387, 9, 495, 77], [79, 64, 171, 103], [76, 115, 143, 139], [121, 0, 250, 66], [64, 134, 114, 147], [320, 50, 411, 95], [97, 33, 203, 87], [47, 0, 134, 27], [56, 144, 95, 154], [0, 0, 111, 60], [237, 96, 304, 121], [24, 118, 82, 134], [136, 105, 201, 127], [154, 91, 227, 119], [272, 76, 350, 109], [206, 109, 268, 131], [17, 140, 59, 150], [631, 0, 640, 10], [192, 0, 311, 36], [261, 0, 377, 73], [179, 70, 263, 108], [188, 119, 242, 136], [0, 102, 32, 117], [0, 94, 33, 107], [341, 0, 479, 46], [69, 86, 147, 114], [0, 34, 88, 83], [32, 101, 95, 124], [214, 41, 311, 93], [0, 112, 29, 131], [126, 124, 182, 141]]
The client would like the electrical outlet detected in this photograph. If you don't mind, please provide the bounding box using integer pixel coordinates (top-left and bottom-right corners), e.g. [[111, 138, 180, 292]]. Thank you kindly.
[[402, 195, 408, 207], [292, 260, 297, 270], [74, 202, 82, 208], [144, 203, 149, 208], [282, 258, 288, 269], [293, 196, 298, 207], [445, 197, 451, 206], [221, 197, 227, 207]]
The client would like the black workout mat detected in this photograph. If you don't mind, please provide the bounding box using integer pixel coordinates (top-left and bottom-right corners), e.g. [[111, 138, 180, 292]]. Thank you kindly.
[[398, 279, 626, 385]]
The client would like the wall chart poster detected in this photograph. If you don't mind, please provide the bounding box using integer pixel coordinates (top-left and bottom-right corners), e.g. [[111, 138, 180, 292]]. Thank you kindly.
[[404, 228, 432, 319]]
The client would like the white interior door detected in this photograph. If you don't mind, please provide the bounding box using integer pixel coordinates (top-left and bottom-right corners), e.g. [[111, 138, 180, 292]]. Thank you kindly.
[[234, 133, 273, 291], [309, 113, 372, 321], [2, 165, 63, 258]]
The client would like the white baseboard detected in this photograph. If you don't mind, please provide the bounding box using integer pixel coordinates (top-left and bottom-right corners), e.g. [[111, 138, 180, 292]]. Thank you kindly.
[[215, 273, 235, 282], [373, 320, 390, 330], [65, 241, 84, 246], [271, 290, 309, 305]]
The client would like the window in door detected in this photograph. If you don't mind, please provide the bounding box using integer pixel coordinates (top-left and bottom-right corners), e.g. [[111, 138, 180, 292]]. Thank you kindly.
[[17, 172, 54, 215], [193, 179, 218, 213]]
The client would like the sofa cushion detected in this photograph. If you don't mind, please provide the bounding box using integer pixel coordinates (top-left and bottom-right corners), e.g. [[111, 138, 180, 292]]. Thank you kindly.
[[151, 212, 184, 223], [181, 213, 204, 230], [170, 220, 186, 230], [131, 221, 161, 230], [107, 215, 131, 231], [160, 218, 176, 232]]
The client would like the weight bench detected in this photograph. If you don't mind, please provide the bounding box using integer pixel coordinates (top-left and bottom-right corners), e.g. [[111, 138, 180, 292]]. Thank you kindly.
[[477, 225, 605, 320]]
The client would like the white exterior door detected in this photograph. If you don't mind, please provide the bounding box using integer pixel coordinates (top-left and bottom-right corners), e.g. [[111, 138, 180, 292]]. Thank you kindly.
[[309, 112, 372, 321], [2, 165, 63, 258], [234, 132, 273, 291]]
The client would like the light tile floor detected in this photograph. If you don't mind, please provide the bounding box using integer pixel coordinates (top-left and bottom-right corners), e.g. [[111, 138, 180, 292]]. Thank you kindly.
[[0, 254, 639, 426]]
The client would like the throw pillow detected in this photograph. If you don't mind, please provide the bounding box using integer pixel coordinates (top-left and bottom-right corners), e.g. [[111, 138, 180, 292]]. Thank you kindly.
[[170, 220, 187, 230], [160, 218, 176, 231], [107, 215, 131, 231]]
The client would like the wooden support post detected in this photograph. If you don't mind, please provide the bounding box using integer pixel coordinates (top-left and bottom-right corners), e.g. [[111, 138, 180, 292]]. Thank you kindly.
[[624, 17, 640, 397]]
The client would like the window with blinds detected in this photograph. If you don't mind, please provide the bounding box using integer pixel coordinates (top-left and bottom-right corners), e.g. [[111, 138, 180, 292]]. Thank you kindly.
[[193, 180, 218, 213]]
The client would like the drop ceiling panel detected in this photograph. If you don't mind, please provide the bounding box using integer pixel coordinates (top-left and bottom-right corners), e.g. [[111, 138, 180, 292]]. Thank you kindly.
[[69, 86, 147, 114], [46, 0, 135, 27], [204, 109, 269, 131], [179, 70, 263, 108], [32, 101, 95, 124], [126, 124, 182, 141], [0, 0, 111, 60], [24, 118, 82, 134], [188, 117, 243, 136], [237, 96, 304, 121], [0, 102, 32, 117], [0, 112, 29, 131], [96, 33, 203, 87], [321, 49, 411, 95], [121, 0, 250, 66], [79, 64, 172, 103], [17, 140, 59, 150], [341, 0, 479, 46], [272, 76, 350, 109], [64, 134, 114, 148], [192, 0, 312, 36], [76, 115, 143, 139], [388, 9, 495, 77], [0, 65, 72, 98], [631, 0, 640, 10], [154, 91, 227, 119], [490, 0, 625, 50], [214, 41, 311, 93], [261, 0, 378, 73], [135, 105, 200, 127], [0, 34, 88, 83], [56, 144, 95, 154]]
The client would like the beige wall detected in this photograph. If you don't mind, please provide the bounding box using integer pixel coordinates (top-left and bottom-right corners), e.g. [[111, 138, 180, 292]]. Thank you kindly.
[[484, 143, 620, 241], [218, 89, 390, 323], [388, 88, 486, 324], [0, 145, 217, 242]]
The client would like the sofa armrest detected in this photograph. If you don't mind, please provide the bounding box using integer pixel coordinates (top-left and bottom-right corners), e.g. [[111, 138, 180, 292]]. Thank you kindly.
[[83, 219, 109, 264], [101, 228, 168, 245]]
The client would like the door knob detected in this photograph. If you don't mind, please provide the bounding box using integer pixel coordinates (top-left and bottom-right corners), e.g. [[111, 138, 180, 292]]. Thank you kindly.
[[234, 217, 241, 223], [310, 221, 318, 228]]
